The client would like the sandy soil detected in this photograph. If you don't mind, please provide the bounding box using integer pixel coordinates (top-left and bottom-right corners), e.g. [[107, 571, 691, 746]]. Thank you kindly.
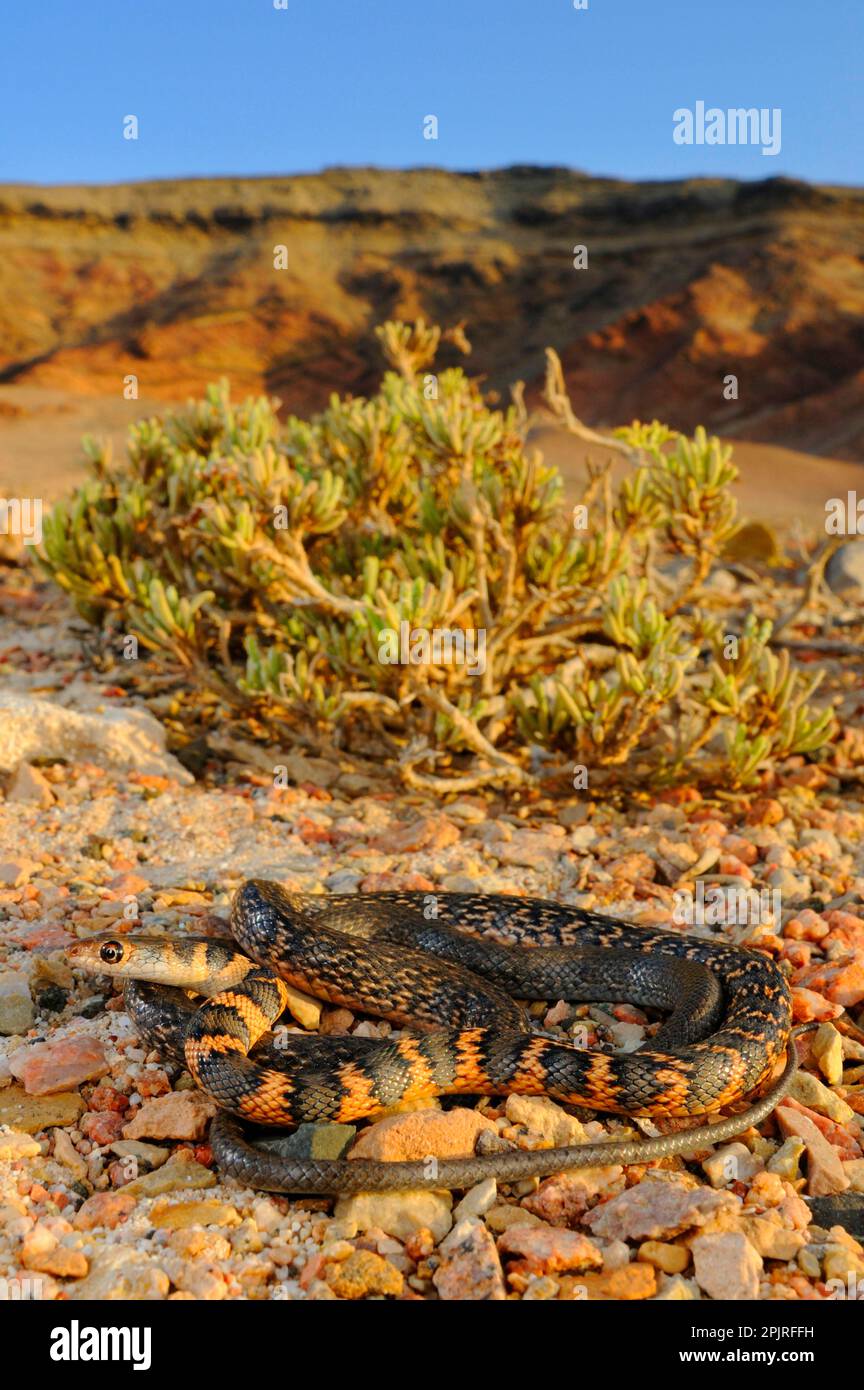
[[531, 424, 864, 534], [0, 387, 165, 503], [1, 385, 862, 533]]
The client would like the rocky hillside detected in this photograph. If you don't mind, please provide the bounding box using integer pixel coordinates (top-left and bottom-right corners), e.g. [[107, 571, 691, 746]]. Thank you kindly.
[[1, 168, 862, 456]]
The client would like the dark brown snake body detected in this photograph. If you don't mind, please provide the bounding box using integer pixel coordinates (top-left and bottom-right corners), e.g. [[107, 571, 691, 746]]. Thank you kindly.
[[69, 881, 798, 1193]]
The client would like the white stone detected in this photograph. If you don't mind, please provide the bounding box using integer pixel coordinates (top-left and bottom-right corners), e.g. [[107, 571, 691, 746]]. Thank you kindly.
[[453, 1177, 497, 1223], [825, 541, 864, 601], [0, 693, 192, 782], [0, 973, 35, 1036]]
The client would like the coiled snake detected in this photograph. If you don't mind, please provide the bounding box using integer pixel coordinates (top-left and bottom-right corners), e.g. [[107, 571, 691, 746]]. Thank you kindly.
[[67, 880, 799, 1193]]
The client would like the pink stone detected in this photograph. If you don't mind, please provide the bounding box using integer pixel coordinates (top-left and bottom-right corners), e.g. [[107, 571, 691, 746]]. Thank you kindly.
[[521, 1166, 624, 1226], [496, 830, 567, 869], [584, 1179, 738, 1242], [106, 872, 150, 896], [608, 852, 656, 882], [348, 1107, 496, 1163], [784, 910, 829, 941], [793, 958, 864, 1008], [780, 1098, 860, 1157], [691, 1231, 762, 1301], [544, 999, 571, 1028], [693, 819, 730, 844], [368, 815, 460, 854], [496, 1225, 603, 1275], [718, 854, 754, 881], [88, 1085, 130, 1113], [791, 987, 844, 1023], [720, 836, 758, 865], [434, 1219, 506, 1300], [81, 1111, 127, 1146], [17, 924, 74, 951], [776, 1105, 852, 1196], [123, 1090, 217, 1141], [9, 1035, 109, 1095], [825, 910, 864, 945], [73, 1191, 137, 1231]]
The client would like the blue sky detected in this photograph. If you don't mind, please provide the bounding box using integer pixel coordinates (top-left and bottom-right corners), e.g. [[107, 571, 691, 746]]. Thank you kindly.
[[2, 0, 861, 185]]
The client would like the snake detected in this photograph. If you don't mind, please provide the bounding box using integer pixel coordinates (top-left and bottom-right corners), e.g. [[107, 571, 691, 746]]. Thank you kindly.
[[66, 880, 799, 1194]]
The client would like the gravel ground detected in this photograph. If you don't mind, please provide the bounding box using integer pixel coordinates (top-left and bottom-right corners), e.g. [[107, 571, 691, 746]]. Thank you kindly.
[[1, 573, 864, 1302]]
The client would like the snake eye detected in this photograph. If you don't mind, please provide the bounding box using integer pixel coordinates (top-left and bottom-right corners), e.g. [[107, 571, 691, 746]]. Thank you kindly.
[[99, 941, 124, 965]]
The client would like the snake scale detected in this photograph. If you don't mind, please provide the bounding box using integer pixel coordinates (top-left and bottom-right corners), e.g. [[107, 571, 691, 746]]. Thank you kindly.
[[67, 880, 798, 1193]]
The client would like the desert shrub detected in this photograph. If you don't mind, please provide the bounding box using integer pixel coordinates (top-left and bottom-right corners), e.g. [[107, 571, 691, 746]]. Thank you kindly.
[[40, 320, 834, 792]]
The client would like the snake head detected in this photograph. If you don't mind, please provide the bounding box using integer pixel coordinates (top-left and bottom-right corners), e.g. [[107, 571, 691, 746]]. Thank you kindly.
[[66, 933, 252, 993], [66, 936, 135, 975]]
